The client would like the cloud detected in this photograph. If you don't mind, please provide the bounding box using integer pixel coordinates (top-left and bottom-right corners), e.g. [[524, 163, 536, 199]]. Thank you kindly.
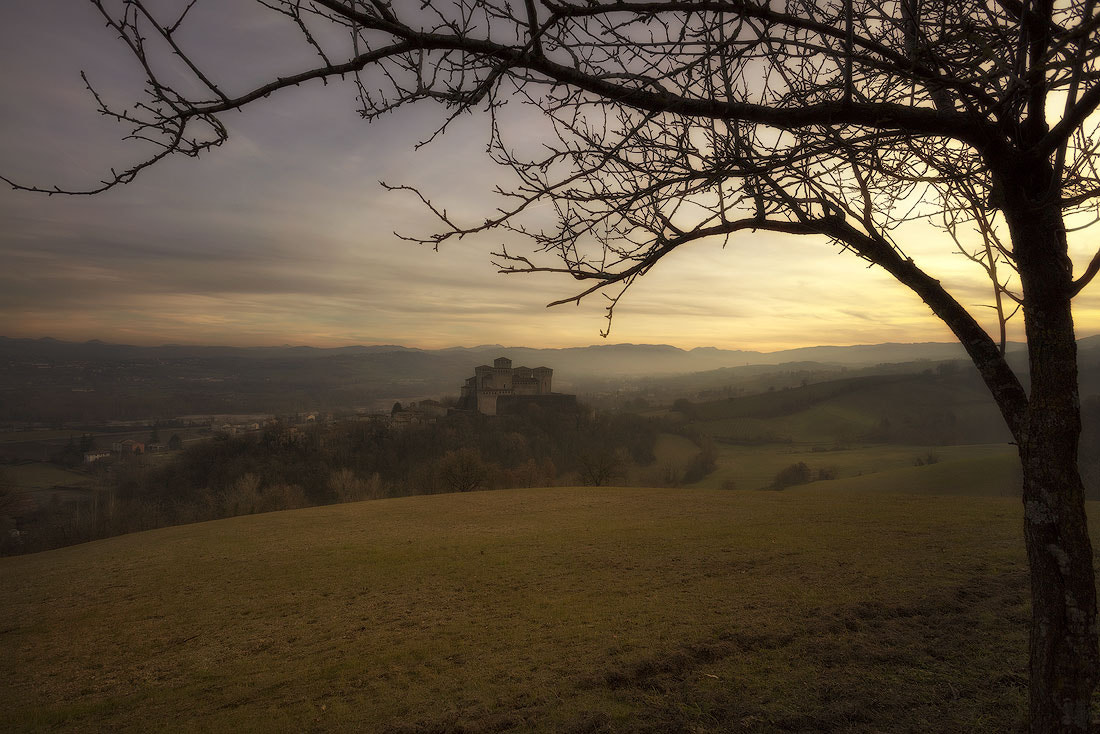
[[3, 2, 1099, 350]]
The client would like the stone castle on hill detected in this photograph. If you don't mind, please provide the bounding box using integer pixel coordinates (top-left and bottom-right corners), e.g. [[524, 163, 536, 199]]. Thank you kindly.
[[456, 357, 576, 415]]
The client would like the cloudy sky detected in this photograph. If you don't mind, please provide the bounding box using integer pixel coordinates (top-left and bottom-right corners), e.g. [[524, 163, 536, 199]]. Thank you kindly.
[[3, 1, 1099, 351]]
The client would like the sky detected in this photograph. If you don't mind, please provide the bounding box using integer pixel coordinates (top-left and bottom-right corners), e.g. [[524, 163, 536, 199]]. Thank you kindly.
[[2, 1, 1099, 352]]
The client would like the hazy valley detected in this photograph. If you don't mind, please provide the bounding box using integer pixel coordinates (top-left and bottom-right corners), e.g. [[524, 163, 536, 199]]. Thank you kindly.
[[3, 336, 1100, 731]]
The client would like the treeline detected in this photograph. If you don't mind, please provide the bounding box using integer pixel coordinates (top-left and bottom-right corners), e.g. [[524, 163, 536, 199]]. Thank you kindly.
[[2, 405, 660, 555]]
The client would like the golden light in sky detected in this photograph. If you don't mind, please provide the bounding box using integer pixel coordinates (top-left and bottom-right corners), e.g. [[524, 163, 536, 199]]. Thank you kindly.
[[1, 1, 1098, 352]]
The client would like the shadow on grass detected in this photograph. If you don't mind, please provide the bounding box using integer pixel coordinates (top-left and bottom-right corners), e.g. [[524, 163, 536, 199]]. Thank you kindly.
[[387, 572, 1029, 734]]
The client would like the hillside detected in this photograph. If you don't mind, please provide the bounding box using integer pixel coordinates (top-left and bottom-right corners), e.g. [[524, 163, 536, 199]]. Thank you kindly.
[[676, 370, 1011, 446], [5, 334, 1100, 424], [0, 486, 1071, 733]]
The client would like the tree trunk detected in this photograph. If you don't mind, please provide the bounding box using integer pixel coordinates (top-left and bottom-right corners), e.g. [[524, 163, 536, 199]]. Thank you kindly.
[[1020, 410, 1098, 732], [1006, 188, 1099, 733]]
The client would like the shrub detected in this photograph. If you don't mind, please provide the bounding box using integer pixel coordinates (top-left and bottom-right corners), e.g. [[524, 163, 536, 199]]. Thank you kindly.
[[914, 451, 941, 467], [682, 437, 718, 484], [771, 462, 812, 489]]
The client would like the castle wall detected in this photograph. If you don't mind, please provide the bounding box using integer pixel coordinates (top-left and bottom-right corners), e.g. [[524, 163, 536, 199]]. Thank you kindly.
[[477, 365, 513, 393], [513, 380, 540, 395], [477, 390, 510, 416]]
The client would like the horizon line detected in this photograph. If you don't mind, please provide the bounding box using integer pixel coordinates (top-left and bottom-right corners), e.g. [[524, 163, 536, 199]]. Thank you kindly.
[[0, 333, 1049, 356]]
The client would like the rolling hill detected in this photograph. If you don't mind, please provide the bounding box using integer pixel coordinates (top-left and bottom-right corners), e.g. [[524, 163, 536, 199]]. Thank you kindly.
[[0, 486, 1068, 733], [5, 334, 1100, 425], [673, 368, 1013, 446]]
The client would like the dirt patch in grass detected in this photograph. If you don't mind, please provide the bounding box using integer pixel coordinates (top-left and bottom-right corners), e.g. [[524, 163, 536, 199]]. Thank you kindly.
[[568, 570, 1028, 733]]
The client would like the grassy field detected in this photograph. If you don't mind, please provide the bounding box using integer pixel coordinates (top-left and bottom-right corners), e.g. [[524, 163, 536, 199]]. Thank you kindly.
[[0, 427, 213, 443], [684, 372, 1008, 446], [694, 442, 1019, 493], [624, 433, 701, 486], [0, 486, 1064, 733], [5, 462, 94, 490], [0, 430, 85, 444], [0, 429, 148, 445], [809, 453, 1024, 497]]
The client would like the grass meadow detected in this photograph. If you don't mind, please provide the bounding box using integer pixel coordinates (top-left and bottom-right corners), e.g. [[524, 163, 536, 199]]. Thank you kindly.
[[0, 484, 1064, 733], [5, 463, 93, 491], [696, 442, 1020, 494]]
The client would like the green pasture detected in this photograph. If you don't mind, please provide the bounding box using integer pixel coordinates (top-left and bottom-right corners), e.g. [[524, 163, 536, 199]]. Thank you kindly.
[[688, 373, 1005, 445], [5, 462, 93, 490], [653, 432, 699, 463], [0, 427, 206, 447], [624, 432, 699, 484], [693, 403, 877, 444], [0, 486, 1063, 732], [693, 442, 1018, 493], [0, 430, 82, 444], [805, 453, 1024, 498]]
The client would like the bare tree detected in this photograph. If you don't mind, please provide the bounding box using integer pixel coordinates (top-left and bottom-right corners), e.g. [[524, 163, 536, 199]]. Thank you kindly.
[[576, 445, 627, 486], [439, 447, 490, 493], [7, 1, 1100, 729]]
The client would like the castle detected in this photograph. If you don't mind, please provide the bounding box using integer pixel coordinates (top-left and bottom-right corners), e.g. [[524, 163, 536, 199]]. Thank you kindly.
[[457, 357, 573, 415]]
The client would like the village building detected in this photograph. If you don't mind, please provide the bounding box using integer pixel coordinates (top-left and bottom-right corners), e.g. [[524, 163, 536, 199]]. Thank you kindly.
[[388, 399, 447, 428], [111, 439, 145, 455], [456, 357, 575, 415], [413, 399, 447, 418], [83, 450, 112, 464]]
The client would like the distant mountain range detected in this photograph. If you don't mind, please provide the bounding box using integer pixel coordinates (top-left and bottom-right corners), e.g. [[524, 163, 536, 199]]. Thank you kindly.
[[7, 335, 1089, 377], [4, 335, 1100, 424]]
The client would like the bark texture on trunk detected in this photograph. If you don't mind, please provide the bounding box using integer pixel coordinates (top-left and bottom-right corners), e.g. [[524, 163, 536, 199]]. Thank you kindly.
[[1021, 420, 1098, 733], [1005, 186, 1099, 733]]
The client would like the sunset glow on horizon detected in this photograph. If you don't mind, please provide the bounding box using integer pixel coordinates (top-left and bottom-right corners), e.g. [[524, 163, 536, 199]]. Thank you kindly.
[[3, 2, 1100, 353]]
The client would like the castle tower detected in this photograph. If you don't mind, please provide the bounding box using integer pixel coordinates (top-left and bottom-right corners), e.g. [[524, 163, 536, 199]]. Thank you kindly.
[[533, 366, 553, 394]]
